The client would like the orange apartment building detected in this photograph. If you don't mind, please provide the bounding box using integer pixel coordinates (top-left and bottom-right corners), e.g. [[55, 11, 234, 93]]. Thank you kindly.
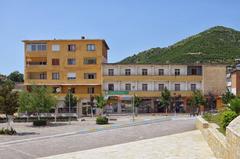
[[23, 38, 109, 115]]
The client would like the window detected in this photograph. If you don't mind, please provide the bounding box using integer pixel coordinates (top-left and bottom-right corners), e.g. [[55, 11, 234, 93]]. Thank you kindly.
[[83, 58, 96, 64], [191, 84, 197, 91], [40, 72, 47, 79], [52, 44, 60, 51], [68, 58, 76, 65], [67, 72, 76, 80], [125, 69, 131, 76], [159, 69, 164, 76], [87, 44, 96, 51], [125, 84, 131, 91], [88, 87, 95, 94], [175, 84, 180, 91], [52, 72, 60, 80], [142, 84, 148, 91], [159, 84, 164, 91], [52, 59, 60, 65], [175, 69, 180, 76], [187, 66, 202, 75], [84, 73, 96, 79], [26, 43, 47, 52], [68, 44, 76, 52], [108, 84, 114, 91], [142, 69, 148, 76], [108, 69, 114, 76]]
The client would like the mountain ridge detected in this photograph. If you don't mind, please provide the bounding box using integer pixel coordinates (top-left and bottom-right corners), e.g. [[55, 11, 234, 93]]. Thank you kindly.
[[119, 26, 240, 65]]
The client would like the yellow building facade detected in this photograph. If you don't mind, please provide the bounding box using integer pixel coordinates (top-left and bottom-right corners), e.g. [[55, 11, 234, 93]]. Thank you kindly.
[[23, 39, 109, 114]]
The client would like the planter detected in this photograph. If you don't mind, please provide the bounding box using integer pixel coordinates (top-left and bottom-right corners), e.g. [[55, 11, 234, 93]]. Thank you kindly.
[[33, 120, 48, 126]]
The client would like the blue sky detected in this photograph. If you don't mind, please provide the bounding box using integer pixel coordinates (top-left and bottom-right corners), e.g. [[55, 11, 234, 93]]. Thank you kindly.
[[0, 0, 240, 74]]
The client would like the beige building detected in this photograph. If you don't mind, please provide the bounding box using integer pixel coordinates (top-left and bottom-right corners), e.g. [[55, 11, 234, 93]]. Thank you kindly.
[[102, 64, 227, 113]]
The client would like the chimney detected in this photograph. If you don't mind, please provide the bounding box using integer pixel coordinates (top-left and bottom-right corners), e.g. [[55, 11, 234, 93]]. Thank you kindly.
[[81, 36, 85, 39]]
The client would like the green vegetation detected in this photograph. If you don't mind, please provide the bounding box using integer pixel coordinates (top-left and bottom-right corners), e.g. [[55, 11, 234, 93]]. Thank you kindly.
[[222, 89, 235, 105], [159, 87, 171, 114], [0, 127, 17, 135], [64, 91, 78, 112], [96, 95, 107, 115], [0, 80, 19, 129], [189, 90, 205, 107], [120, 26, 240, 64], [96, 116, 108, 125], [228, 98, 240, 114], [18, 86, 57, 121], [33, 120, 48, 126], [7, 71, 24, 83], [221, 110, 237, 129], [203, 94, 240, 134]]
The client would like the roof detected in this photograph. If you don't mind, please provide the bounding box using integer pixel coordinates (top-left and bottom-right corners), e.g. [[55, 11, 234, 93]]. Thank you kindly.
[[22, 39, 109, 50], [103, 63, 228, 67]]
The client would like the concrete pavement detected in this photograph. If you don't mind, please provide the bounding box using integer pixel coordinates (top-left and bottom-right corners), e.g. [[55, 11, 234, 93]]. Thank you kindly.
[[39, 130, 216, 159], [0, 118, 195, 159]]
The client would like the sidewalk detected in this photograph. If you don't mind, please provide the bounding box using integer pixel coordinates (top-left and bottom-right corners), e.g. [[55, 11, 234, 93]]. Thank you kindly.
[[39, 130, 216, 159]]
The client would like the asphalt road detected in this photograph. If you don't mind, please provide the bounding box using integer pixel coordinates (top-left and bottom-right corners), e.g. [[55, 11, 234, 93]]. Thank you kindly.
[[0, 119, 195, 159]]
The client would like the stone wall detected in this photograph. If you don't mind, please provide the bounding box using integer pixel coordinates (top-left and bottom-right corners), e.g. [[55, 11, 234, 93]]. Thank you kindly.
[[196, 116, 240, 159], [226, 115, 240, 159]]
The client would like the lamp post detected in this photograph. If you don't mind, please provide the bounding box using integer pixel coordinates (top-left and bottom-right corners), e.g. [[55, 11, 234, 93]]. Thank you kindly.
[[68, 88, 71, 125], [132, 85, 135, 122]]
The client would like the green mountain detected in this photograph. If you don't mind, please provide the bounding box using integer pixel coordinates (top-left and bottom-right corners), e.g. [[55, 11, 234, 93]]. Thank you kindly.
[[119, 26, 240, 64]]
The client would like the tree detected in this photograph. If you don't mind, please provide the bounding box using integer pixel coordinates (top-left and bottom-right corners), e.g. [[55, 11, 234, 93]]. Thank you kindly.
[[64, 91, 77, 113], [0, 80, 19, 128], [189, 90, 205, 114], [222, 89, 235, 105], [18, 86, 57, 120], [7, 71, 24, 83], [160, 87, 171, 115], [134, 95, 141, 114], [96, 95, 107, 115], [229, 98, 240, 114]]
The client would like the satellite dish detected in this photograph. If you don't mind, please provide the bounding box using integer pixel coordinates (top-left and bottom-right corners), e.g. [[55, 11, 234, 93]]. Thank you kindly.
[[56, 87, 61, 93]]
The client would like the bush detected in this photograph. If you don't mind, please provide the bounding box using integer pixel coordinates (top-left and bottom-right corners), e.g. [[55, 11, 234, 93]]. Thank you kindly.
[[33, 120, 48, 126], [203, 112, 213, 121], [229, 98, 240, 114], [221, 110, 238, 129], [0, 116, 78, 123], [96, 116, 108, 125], [0, 127, 17, 135]]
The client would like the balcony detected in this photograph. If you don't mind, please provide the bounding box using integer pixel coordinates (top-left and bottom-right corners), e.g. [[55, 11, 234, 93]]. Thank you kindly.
[[103, 90, 194, 97], [103, 75, 202, 82]]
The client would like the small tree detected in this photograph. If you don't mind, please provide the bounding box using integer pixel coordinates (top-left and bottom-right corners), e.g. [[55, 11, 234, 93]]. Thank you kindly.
[[222, 89, 235, 106], [96, 95, 107, 115], [160, 87, 171, 115], [7, 71, 24, 83], [229, 98, 240, 114], [134, 95, 141, 114], [189, 90, 205, 115], [64, 91, 77, 113], [89, 95, 95, 117], [0, 80, 19, 129], [19, 86, 57, 120]]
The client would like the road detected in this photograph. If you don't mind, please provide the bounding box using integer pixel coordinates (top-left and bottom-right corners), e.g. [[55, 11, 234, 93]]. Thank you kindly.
[[0, 118, 195, 159]]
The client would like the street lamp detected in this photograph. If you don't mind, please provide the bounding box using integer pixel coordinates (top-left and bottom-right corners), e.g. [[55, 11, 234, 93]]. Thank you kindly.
[[132, 85, 135, 122], [68, 88, 71, 125]]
